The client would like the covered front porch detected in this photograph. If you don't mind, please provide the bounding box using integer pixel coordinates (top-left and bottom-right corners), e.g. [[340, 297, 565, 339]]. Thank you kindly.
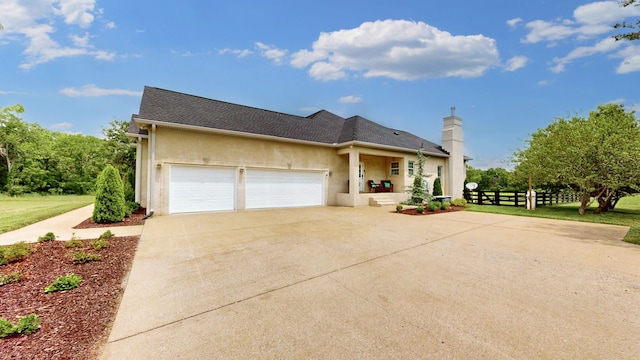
[[335, 146, 411, 207]]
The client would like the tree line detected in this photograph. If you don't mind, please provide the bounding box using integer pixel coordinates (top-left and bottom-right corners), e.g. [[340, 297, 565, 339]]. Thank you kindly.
[[468, 104, 640, 216], [0, 105, 135, 199]]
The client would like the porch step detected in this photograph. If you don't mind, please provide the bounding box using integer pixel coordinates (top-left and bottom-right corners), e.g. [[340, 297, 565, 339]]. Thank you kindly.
[[368, 193, 397, 207]]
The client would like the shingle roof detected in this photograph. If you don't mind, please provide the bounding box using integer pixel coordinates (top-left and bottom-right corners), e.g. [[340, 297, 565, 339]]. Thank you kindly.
[[133, 86, 447, 156]]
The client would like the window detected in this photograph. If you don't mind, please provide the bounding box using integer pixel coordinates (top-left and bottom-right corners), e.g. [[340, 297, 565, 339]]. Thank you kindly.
[[390, 162, 399, 176], [437, 165, 443, 179], [408, 161, 414, 176]]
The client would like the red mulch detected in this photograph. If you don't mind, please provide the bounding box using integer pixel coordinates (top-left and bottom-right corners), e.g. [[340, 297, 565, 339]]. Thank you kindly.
[[394, 205, 466, 215], [0, 236, 139, 360], [73, 208, 146, 229]]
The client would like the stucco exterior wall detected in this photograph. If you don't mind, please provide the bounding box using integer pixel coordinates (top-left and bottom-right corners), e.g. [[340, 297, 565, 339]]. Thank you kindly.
[[139, 127, 350, 214], [136, 126, 453, 213]]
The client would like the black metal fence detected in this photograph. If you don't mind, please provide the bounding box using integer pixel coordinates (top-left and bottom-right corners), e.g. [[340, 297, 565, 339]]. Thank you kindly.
[[464, 190, 579, 207]]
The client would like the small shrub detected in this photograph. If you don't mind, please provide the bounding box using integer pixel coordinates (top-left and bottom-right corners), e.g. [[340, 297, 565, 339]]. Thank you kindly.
[[432, 177, 443, 197], [64, 239, 83, 248], [71, 250, 101, 264], [441, 201, 451, 210], [452, 198, 467, 207], [416, 205, 425, 214], [0, 271, 22, 286], [90, 239, 109, 251], [0, 318, 14, 337], [396, 204, 403, 213], [44, 274, 83, 293], [99, 230, 115, 240], [37, 232, 56, 243], [0, 242, 33, 265], [126, 201, 140, 216], [14, 314, 41, 335], [0, 314, 41, 338], [428, 201, 441, 212]]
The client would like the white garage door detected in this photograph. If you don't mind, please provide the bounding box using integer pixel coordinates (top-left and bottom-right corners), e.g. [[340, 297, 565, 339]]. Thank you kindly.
[[170, 165, 236, 213], [246, 169, 324, 209]]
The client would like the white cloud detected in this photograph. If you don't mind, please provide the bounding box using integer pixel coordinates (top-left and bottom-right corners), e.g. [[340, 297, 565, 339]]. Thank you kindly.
[[339, 95, 362, 104], [218, 48, 253, 58], [255, 42, 288, 64], [290, 19, 499, 81], [0, 0, 114, 69], [309, 61, 346, 81], [522, 1, 640, 44], [551, 37, 622, 73], [506, 18, 523, 29], [519, 1, 640, 73], [537, 80, 550, 86], [504, 55, 529, 71], [614, 44, 640, 74], [628, 103, 640, 113], [70, 32, 91, 47], [606, 98, 626, 105], [59, 84, 142, 97], [0, 89, 30, 95], [50, 122, 73, 130], [106, 21, 116, 29], [53, 0, 96, 28]]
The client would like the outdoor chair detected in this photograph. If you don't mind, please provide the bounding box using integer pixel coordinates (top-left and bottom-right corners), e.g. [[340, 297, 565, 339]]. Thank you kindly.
[[367, 180, 380, 192], [380, 180, 393, 192]]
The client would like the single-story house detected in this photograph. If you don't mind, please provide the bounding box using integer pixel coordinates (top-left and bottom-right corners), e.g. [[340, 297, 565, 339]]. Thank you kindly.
[[127, 86, 467, 215]]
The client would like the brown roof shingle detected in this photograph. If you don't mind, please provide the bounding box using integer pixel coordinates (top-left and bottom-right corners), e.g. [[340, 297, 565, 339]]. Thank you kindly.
[[132, 86, 447, 156]]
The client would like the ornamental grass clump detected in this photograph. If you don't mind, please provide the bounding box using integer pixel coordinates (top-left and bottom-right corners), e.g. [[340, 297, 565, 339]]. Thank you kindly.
[[92, 165, 127, 224], [44, 274, 82, 293], [90, 239, 109, 251], [0, 271, 22, 286], [0, 242, 32, 265], [37, 232, 56, 243], [0, 314, 41, 338], [71, 250, 101, 264]]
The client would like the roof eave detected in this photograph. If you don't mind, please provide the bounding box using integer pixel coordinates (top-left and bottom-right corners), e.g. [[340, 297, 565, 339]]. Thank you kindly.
[[337, 140, 449, 157], [133, 117, 336, 148]]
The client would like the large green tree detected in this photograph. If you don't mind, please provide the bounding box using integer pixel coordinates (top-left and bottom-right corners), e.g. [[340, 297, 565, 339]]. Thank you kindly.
[[0, 105, 26, 176], [513, 104, 640, 215], [465, 166, 521, 191], [614, 0, 640, 41], [0, 104, 117, 194]]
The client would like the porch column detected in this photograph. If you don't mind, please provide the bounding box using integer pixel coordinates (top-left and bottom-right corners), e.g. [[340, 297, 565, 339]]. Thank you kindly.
[[348, 148, 360, 207]]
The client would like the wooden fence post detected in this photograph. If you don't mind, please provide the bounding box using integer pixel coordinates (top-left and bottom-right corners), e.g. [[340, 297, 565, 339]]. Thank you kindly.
[[494, 191, 500, 206]]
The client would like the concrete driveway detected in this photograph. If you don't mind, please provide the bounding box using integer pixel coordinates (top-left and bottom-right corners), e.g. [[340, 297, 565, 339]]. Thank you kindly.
[[101, 207, 640, 359]]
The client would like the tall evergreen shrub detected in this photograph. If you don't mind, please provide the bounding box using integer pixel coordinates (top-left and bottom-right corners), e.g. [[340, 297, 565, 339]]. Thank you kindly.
[[432, 177, 443, 196], [92, 164, 126, 223], [407, 150, 432, 204]]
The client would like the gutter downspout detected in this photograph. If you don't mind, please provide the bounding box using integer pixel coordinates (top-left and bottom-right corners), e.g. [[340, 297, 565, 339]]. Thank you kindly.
[[147, 124, 156, 217], [135, 137, 142, 203]]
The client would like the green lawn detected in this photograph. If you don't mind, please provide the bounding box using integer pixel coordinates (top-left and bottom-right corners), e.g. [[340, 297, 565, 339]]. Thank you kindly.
[[0, 194, 95, 234], [466, 195, 640, 245]]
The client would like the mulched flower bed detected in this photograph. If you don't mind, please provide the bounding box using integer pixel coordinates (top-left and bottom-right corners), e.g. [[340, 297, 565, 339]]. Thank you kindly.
[[73, 208, 146, 229], [0, 236, 140, 359], [394, 206, 466, 215]]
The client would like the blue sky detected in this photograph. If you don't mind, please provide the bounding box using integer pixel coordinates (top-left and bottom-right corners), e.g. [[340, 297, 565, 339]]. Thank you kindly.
[[2, 0, 640, 169]]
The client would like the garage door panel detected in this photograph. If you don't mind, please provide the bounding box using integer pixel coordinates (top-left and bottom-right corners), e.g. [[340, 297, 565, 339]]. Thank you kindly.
[[246, 170, 324, 209], [170, 166, 236, 213]]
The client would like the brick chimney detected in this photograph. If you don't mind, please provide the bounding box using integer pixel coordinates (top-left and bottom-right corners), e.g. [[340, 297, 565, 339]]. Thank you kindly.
[[441, 107, 464, 199]]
